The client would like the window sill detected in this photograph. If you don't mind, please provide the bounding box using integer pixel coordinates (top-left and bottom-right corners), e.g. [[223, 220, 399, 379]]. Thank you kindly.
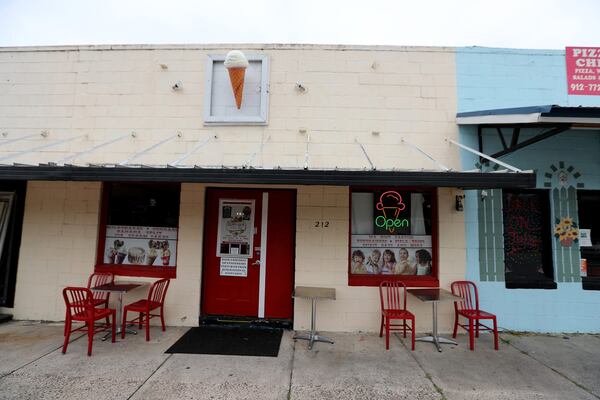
[[349, 275, 439, 287], [505, 280, 557, 289], [96, 264, 176, 279]]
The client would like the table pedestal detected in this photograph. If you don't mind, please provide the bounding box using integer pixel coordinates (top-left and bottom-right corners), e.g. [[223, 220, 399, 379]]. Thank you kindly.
[[293, 298, 334, 350], [415, 302, 457, 352], [102, 292, 138, 340]]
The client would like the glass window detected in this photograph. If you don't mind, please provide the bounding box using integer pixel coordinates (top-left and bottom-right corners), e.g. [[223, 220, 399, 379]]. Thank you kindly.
[[96, 183, 181, 278], [349, 188, 437, 287], [502, 189, 556, 289]]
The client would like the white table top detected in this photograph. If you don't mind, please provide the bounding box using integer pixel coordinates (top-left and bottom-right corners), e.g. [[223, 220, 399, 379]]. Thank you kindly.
[[293, 286, 336, 300]]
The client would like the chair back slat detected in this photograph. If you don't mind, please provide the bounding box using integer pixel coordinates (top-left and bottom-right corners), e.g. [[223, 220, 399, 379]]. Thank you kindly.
[[87, 272, 114, 301], [149, 278, 170, 304], [451, 280, 479, 311], [379, 281, 407, 311], [63, 287, 93, 317]]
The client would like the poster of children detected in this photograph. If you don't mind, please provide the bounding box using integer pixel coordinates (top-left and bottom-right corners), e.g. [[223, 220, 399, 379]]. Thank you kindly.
[[351, 235, 432, 276], [104, 225, 177, 267], [216, 199, 255, 258]]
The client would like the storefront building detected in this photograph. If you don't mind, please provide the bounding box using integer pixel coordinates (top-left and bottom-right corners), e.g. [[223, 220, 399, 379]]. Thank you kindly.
[[0, 44, 532, 333], [457, 47, 600, 332]]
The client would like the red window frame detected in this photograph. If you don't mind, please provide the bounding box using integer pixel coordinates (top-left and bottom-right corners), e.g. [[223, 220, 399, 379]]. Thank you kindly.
[[95, 182, 179, 279], [348, 186, 439, 287]]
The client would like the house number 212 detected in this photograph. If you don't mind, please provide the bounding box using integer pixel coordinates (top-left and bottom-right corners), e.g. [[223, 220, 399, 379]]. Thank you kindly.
[[314, 220, 330, 228]]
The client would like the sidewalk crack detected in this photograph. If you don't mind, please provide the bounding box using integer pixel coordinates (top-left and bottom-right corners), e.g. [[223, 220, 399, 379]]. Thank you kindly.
[[504, 338, 600, 400], [287, 337, 296, 400], [401, 335, 447, 400], [126, 353, 173, 400], [0, 333, 86, 380]]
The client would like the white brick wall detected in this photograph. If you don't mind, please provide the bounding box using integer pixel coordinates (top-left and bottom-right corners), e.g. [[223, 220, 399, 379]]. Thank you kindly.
[[0, 44, 458, 170], [0, 45, 465, 332]]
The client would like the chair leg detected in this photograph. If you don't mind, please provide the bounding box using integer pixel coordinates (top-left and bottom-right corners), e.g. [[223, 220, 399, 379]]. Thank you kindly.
[[468, 318, 475, 351], [105, 301, 110, 325], [111, 311, 116, 343], [411, 317, 415, 351], [87, 320, 94, 356], [493, 317, 499, 350], [385, 317, 390, 350], [64, 311, 68, 336], [139, 312, 143, 329], [403, 318, 407, 338], [476, 319, 480, 338], [160, 306, 166, 331], [145, 309, 151, 341], [452, 312, 458, 338], [121, 309, 128, 339], [379, 315, 383, 338], [62, 319, 72, 354]]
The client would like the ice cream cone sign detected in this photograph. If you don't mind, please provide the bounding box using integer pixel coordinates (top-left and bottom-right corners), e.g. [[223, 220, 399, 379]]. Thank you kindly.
[[224, 50, 249, 109], [376, 191, 406, 233]]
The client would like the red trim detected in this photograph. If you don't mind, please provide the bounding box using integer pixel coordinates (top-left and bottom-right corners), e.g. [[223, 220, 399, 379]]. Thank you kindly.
[[94, 182, 178, 279], [96, 264, 176, 279], [348, 186, 439, 288]]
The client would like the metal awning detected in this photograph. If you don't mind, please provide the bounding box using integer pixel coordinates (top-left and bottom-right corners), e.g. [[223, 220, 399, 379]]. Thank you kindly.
[[456, 105, 600, 160], [456, 105, 600, 126], [0, 165, 535, 189], [0, 131, 535, 188]]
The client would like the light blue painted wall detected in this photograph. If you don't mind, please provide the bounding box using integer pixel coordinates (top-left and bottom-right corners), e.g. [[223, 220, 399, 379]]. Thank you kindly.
[[456, 47, 600, 332]]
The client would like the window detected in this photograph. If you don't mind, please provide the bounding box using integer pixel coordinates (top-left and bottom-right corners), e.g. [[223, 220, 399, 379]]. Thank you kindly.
[[578, 190, 600, 290], [96, 183, 181, 278], [349, 188, 437, 287], [203, 54, 269, 125], [502, 189, 556, 289]]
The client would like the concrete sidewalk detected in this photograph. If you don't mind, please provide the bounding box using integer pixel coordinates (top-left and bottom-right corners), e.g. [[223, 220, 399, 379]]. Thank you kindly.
[[0, 321, 599, 400]]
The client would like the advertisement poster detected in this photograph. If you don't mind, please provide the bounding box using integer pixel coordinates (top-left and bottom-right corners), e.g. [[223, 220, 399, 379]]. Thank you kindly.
[[216, 199, 255, 258], [566, 47, 600, 95], [350, 234, 433, 276], [104, 225, 177, 267]]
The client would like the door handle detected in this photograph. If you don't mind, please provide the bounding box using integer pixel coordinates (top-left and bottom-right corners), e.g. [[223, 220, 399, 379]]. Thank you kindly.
[[251, 260, 261, 266]]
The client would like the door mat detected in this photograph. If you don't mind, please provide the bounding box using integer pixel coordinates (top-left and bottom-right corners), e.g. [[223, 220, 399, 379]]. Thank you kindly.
[[165, 325, 283, 357]]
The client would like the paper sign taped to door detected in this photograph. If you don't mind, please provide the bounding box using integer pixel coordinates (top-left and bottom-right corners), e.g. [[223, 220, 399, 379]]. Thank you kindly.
[[220, 257, 248, 277], [580, 229, 592, 247]]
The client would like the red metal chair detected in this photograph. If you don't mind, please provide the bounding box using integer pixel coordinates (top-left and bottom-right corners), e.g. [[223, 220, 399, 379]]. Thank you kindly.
[[62, 287, 116, 356], [122, 278, 170, 341], [451, 280, 499, 350], [64, 272, 114, 336], [379, 281, 415, 350], [87, 272, 114, 309]]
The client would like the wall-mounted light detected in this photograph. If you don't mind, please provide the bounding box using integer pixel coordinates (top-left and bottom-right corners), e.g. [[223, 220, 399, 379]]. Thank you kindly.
[[455, 195, 465, 212], [480, 190, 488, 202]]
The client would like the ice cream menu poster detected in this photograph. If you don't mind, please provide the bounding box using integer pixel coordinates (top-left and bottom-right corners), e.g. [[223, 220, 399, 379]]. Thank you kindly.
[[104, 225, 177, 267], [350, 235, 433, 275], [216, 199, 255, 259]]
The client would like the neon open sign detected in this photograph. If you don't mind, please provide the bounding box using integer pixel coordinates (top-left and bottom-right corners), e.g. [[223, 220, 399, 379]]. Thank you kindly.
[[375, 191, 409, 233]]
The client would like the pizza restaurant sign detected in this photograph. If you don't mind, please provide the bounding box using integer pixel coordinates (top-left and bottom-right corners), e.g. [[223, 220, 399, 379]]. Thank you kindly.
[[566, 47, 600, 95]]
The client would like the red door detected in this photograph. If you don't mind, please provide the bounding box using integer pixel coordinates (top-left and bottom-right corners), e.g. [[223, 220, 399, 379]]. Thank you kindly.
[[202, 188, 295, 320]]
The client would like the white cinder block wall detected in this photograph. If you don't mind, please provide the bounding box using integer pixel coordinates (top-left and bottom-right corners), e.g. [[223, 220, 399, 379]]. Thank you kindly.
[[0, 44, 464, 332], [4, 182, 465, 332]]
